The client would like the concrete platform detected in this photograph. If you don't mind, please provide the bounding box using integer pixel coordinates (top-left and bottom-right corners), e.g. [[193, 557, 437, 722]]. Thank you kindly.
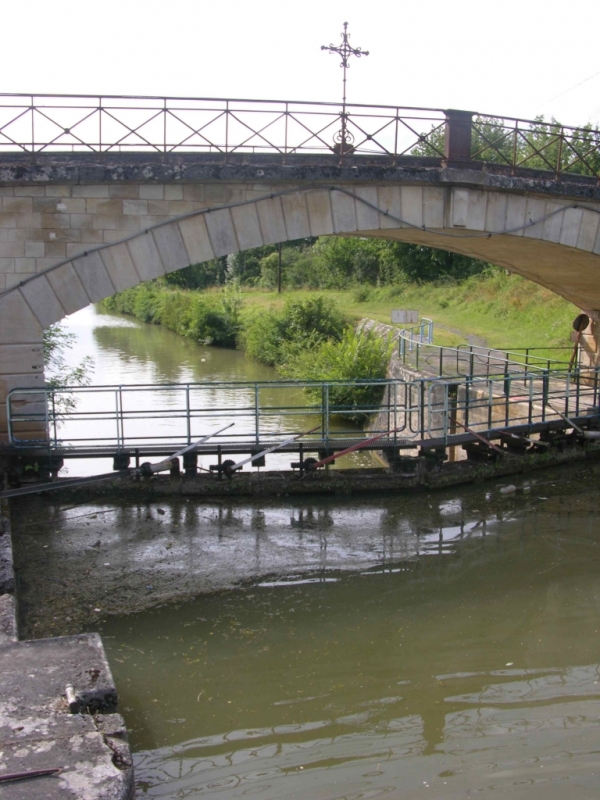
[[0, 633, 133, 798]]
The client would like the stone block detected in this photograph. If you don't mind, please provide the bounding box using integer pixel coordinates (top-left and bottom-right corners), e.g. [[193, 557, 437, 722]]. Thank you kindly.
[[167, 200, 194, 215], [14, 186, 45, 197], [41, 213, 70, 229], [44, 185, 72, 197], [0, 372, 45, 404], [109, 185, 139, 199], [93, 214, 117, 230], [451, 188, 469, 227], [178, 215, 214, 264], [24, 241, 45, 258], [4, 274, 22, 289], [401, 186, 424, 228], [0, 290, 43, 344], [15, 258, 37, 273], [69, 214, 94, 230], [32, 197, 65, 214], [541, 201, 565, 243], [101, 243, 140, 291], [123, 199, 148, 216], [523, 197, 546, 238], [205, 208, 239, 256], [256, 197, 287, 244], [79, 231, 104, 244], [376, 187, 402, 229], [17, 213, 43, 229], [0, 258, 15, 273], [47, 263, 89, 314], [0, 275, 5, 289], [36, 257, 67, 270], [45, 242, 67, 258], [85, 198, 122, 215], [103, 230, 124, 243], [204, 185, 231, 202], [72, 185, 110, 198], [231, 204, 264, 250], [116, 215, 141, 230], [72, 251, 115, 303], [152, 224, 189, 273], [0, 242, 24, 258], [0, 343, 44, 375], [140, 185, 164, 200], [20, 276, 65, 328], [505, 195, 527, 236], [0, 187, 14, 196], [0, 213, 16, 228], [423, 187, 445, 228], [281, 192, 311, 239], [559, 207, 583, 248], [577, 209, 600, 252], [139, 216, 169, 230], [165, 185, 183, 200], [183, 185, 206, 201], [485, 192, 507, 232], [466, 189, 487, 231], [352, 187, 379, 231], [127, 233, 165, 280], [331, 190, 357, 233], [147, 200, 171, 216], [2, 197, 33, 213], [306, 190, 334, 236]]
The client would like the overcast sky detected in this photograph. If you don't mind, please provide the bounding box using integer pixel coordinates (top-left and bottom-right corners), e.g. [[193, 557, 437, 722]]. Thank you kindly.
[[2, 0, 600, 128]]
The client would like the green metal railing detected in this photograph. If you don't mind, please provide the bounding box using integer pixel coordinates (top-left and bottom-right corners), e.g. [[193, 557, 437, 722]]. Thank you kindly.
[[7, 368, 600, 455]]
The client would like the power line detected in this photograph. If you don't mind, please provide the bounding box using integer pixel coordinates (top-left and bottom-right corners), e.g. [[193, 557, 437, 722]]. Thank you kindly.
[[544, 67, 600, 105]]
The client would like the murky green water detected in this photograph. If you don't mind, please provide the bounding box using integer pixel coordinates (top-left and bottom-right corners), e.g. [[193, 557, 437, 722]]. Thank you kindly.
[[66, 467, 599, 799]]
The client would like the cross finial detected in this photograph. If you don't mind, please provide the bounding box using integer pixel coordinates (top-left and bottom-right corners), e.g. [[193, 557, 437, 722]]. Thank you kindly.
[[321, 23, 369, 156], [321, 22, 369, 75]]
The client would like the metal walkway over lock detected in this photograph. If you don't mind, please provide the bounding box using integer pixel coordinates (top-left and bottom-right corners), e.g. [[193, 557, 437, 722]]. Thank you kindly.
[[5, 337, 600, 473]]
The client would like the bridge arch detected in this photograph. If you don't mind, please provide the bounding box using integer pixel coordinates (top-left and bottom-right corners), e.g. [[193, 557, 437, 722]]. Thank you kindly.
[[2, 182, 600, 442]]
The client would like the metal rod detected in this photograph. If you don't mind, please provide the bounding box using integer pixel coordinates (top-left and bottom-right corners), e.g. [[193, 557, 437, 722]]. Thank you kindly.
[[229, 425, 321, 472]]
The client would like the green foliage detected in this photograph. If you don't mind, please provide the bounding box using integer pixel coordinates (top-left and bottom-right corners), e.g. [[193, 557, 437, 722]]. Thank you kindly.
[[101, 282, 243, 347], [281, 327, 394, 423], [43, 323, 94, 418], [412, 113, 600, 179], [162, 258, 228, 289], [242, 295, 347, 366]]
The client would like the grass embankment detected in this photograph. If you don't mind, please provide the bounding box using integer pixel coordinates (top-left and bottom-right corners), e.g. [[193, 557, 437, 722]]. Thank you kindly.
[[102, 270, 579, 363], [238, 272, 578, 355]]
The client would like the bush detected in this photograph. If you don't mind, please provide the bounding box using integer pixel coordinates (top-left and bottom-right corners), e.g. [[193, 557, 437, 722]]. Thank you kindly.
[[281, 327, 394, 423], [100, 282, 243, 347], [242, 295, 347, 366]]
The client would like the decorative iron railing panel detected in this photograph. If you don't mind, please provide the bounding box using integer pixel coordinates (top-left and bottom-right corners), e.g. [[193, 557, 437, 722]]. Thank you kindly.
[[0, 94, 445, 160], [1, 94, 599, 179]]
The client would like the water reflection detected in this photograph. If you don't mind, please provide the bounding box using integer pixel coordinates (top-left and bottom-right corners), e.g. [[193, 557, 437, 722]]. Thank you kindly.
[[46, 470, 598, 798]]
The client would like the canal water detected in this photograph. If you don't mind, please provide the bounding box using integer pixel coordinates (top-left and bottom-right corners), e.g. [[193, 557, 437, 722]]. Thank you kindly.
[[57, 305, 374, 475], [11, 306, 600, 798]]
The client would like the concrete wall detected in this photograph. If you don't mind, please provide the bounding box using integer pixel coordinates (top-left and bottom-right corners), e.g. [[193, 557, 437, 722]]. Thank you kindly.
[[2, 178, 600, 442]]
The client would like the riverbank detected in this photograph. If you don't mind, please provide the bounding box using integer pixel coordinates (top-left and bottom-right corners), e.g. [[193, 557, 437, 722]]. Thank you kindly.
[[101, 269, 578, 359]]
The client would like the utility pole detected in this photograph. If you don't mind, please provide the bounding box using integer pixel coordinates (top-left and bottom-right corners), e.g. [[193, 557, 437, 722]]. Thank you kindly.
[[277, 242, 282, 294]]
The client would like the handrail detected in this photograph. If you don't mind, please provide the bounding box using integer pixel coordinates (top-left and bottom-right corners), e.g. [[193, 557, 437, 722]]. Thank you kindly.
[[6, 367, 600, 453], [398, 321, 575, 379], [1, 94, 599, 178]]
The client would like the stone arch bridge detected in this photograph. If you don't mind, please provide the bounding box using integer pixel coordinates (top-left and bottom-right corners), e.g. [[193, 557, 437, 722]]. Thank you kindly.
[[2, 94, 600, 442]]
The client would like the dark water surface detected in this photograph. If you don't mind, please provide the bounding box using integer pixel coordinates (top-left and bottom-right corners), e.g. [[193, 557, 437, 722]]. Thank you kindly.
[[73, 469, 600, 799]]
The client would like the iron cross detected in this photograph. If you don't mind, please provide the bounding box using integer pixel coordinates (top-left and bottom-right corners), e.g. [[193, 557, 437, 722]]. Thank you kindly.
[[321, 22, 369, 108]]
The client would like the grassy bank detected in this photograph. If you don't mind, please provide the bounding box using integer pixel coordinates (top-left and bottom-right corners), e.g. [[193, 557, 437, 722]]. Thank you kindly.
[[102, 270, 579, 360]]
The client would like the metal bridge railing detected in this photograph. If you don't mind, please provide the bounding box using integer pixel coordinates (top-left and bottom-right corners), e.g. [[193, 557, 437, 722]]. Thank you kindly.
[[1, 94, 599, 180], [6, 369, 600, 454]]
